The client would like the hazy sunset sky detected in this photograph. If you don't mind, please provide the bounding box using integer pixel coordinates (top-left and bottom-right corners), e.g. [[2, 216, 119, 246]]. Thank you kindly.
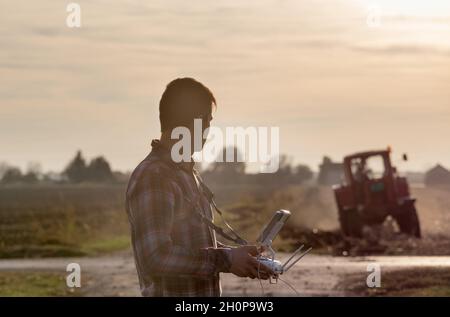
[[1, 0, 450, 172]]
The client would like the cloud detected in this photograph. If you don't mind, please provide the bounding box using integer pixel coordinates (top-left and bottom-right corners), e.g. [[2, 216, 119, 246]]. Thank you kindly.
[[351, 43, 450, 56]]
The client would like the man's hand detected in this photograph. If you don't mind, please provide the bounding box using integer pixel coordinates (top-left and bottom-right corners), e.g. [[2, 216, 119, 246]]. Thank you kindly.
[[229, 245, 274, 280]]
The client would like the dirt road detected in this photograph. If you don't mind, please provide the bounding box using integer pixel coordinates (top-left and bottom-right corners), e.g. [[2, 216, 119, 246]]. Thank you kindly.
[[1, 252, 450, 296]]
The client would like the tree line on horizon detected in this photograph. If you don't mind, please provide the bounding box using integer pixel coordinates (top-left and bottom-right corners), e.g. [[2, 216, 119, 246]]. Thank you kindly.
[[200, 147, 313, 186], [0, 151, 120, 185], [0, 147, 313, 186]]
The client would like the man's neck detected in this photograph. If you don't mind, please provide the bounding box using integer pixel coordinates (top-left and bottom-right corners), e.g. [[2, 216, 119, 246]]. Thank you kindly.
[[159, 132, 195, 171], [159, 132, 178, 152]]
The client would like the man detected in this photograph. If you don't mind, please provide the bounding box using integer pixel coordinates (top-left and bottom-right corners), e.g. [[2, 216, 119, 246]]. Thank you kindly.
[[126, 78, 273, 297]]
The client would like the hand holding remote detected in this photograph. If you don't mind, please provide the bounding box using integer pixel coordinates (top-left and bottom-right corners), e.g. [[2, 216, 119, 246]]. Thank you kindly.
[[228, 245, 274, 280]]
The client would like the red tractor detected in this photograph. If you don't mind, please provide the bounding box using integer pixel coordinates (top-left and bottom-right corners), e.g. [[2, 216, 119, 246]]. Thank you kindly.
[[333, 148, 421, 238]]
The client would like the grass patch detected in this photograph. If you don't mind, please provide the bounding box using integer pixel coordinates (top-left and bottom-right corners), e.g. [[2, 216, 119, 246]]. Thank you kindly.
[[81, 234, 130, 255], [340, 267, 450, 296], [0, 235, 131, 259], [0, 184, 131, 258], [0, 271, 85, 296], [0, 245, 87, 259]]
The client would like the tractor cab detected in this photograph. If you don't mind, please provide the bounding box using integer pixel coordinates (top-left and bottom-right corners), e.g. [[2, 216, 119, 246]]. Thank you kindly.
[[345, 150, 394, 213]]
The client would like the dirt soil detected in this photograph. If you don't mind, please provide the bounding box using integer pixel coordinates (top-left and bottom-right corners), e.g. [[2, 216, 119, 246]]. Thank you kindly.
[[1, 251, 450, 296]]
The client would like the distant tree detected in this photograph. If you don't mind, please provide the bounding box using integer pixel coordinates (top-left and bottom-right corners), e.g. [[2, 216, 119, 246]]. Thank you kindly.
[[203, 146, 246, 184], [86, 156, 114, 182], [26, 162, 42, 176], [252, 155, 313, 186], [0, 162, 10, 179], [23, 161, 42, 184], [1, 167, 23, 184], [64, 150, 87, 183], [265, 155, 294, 185], [277, 155, 293, 174], [210, 146, 246, 175], [294, 164, 313, 183], [22, 171, 38, 184], [201, 147, 245, 184]]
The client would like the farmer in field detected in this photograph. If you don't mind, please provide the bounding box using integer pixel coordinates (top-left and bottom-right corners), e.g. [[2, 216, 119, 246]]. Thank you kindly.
[[125, 78, 272, 296]]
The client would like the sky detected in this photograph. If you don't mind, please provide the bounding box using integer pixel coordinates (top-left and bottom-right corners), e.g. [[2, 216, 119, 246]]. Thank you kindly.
[[1, 0, 450, 173]]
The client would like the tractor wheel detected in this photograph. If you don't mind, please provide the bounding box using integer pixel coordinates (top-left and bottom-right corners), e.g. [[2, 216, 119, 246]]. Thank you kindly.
[[339, 208, 363, 238], [338, 207, 350, 236], [395, 205, 421, 238]]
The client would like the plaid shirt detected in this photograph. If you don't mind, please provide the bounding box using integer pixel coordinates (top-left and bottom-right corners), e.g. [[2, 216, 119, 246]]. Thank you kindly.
[[126, 140, 232, 297]]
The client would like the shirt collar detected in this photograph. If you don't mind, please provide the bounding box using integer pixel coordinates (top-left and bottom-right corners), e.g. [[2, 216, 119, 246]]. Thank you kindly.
[[150, 139, 196, 172]]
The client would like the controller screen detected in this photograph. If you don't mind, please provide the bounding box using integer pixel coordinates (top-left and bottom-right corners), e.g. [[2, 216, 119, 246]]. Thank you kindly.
[[258, 211, 285, 243]]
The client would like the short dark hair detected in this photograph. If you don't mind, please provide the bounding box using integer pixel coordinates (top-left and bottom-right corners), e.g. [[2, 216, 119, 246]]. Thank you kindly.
[[159, 78, 216, 132]]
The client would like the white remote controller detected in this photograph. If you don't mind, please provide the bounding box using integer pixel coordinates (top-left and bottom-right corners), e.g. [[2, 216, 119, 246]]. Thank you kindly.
[[257, 257, 283, 275], [254, 210, 312, 282]]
